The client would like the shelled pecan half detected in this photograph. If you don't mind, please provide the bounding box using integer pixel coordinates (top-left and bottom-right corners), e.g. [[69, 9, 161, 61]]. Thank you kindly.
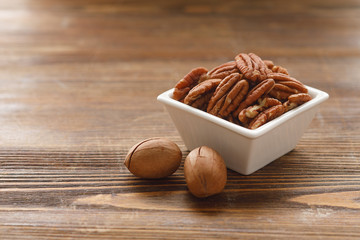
[[235, 53, 271, 82], [283, 93, 312, 112], [233, 78, 275, 117], [248, 104, 285, 129], [248, 53, 272, 81], [263, 60, 289, 75], [263, 60, 274, 69], [218, 79, 249, 117], [184, 78, 222, 111], [206, 61, 239, 80], [235, 53, 261, 82], [173, 67, 208, 101], [207, 73, 242, 116], [238, 97, 282, 126], [268, 73, 308, 101], [268, 72, 306, 87], [271, 65, 289, 75]]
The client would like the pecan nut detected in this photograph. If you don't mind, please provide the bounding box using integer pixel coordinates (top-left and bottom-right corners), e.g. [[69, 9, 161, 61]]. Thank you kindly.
[[218, 79, 249, 117], [248, 104, 285, 129], [263, 60, 274, 69], [268, 73, 308, 101], [189, 91, 214, 111], [184, 78, 222, 110], [207, 73, 242, 116], [235, 53, 261, 81], [269, 83, 299, 100], [233, 78, 275, 117], [208, 95, 226, 116], [283, 93, 312, 111], [268, 72, 306, 88], [271, 65, 289, 75], [238, 97, 282, 126], [173, 67, 208, 101], [263, 59, 289, 75], [235, 53, 271, 82], [207, 61, 239, 80], [248, 53, 271, 81]]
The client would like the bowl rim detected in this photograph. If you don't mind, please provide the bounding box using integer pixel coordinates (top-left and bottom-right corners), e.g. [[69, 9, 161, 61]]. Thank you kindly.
[[157, 85, 329, 139]]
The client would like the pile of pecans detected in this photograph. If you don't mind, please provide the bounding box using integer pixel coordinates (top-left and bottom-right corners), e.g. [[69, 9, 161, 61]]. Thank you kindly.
[[172, 53, 312, 129]]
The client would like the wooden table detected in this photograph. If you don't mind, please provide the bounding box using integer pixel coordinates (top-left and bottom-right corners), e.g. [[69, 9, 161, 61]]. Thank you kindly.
[[1, 0, 359, 239]]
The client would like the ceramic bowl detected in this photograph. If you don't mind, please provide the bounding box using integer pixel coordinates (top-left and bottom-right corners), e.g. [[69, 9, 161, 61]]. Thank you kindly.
[[157, 86, 329, 175]]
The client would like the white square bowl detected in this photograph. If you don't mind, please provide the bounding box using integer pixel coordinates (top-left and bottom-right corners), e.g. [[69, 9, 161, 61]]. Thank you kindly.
[[157, 86, 329, 175]]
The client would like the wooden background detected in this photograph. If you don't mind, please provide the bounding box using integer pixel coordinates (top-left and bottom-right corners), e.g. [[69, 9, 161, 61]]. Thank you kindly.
[[1, 0, 360, 239]]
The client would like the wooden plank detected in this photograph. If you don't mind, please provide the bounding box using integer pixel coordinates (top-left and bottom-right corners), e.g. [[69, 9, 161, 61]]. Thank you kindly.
[[0, 0, 359, 239]]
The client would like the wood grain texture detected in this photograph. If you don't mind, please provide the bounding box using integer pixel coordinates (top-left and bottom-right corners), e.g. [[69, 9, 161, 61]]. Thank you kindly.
[[1, 0, 360, 239]]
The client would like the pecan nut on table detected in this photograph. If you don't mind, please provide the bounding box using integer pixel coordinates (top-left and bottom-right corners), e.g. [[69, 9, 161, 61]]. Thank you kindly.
[[173, 53, 312, 129]]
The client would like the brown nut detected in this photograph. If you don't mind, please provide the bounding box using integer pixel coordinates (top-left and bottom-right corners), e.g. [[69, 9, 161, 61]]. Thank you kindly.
[[207, 61, 239, 80], [124, 138, 182, 179], [271, 65, 289, 75], [233, 78, 275, 117], [219, 79, 249, 117], [184, 78, 222, 110], [248, 53, 271, 81], [248, 104, 285, 129], [173, 67, 208, 101], [283, 93, 312, 112], [235, 53, 260, 81], [269, 79, 308, 101], [263, 59, 274, 69], [269, 83, 298, 100], [207, 73, 242, 116], [184, 146, 227, 198], [238, 97, 282, 126]]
